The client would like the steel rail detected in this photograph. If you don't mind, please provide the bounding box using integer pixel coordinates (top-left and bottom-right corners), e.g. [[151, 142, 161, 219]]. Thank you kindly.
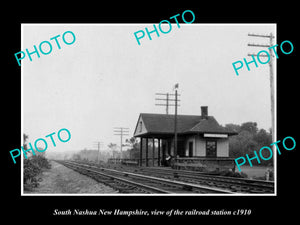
[[73, 160, 274, 193], [58, 161, 235, 194], [137, 167, 274, 190], [58, 161, 171, 193]]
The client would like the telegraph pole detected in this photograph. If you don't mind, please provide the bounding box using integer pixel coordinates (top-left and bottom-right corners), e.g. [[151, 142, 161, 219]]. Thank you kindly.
[[155, 93, 180, 114], [173, 87, 178, 160], [156, 85, 180, 160], [93, 141, 103, 164], [113, 127, 129, 159], [248, 32, 275, 168]]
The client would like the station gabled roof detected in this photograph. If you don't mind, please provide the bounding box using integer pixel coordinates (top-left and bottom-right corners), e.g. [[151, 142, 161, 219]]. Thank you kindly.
[[133, 113, 238, 138]]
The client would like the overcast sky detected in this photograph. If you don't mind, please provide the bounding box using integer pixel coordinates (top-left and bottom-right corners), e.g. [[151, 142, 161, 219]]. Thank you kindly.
[[22, 23, 276, 153]]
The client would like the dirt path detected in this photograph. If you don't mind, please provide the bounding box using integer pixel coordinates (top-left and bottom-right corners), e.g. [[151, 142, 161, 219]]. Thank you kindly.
[[27, 160, 117, 194]]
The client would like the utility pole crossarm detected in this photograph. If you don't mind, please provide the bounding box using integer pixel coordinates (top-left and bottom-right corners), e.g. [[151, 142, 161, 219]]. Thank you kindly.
[[248, 33, 274, 38], [248, 43, 271, 47], [155, 93, 180, 96], [155, 92, 180, 114], [155, 98, 181, 101], [247, 53, 270, 57], [155, 104, 180, 106]]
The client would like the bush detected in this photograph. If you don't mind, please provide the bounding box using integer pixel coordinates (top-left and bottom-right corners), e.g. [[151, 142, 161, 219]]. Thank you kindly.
[[31, 155, 52, 169], [24, 159, 41, 189], [23, 155, 51, 191]]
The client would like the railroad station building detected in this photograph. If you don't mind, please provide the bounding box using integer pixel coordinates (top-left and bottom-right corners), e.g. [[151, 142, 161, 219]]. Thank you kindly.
[[133, 106, 238, 171]]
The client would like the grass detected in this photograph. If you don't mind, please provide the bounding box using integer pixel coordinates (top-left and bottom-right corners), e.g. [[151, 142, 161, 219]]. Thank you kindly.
[[25, 161, 117, 194], [239, 165, 274, 180]]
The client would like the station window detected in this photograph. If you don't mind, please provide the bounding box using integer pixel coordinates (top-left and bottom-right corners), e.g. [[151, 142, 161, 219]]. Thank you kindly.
[[206, 140, 217, 157]]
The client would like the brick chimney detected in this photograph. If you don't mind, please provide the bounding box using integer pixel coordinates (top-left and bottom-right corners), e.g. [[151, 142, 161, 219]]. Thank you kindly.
[[201, 106, 208, 118]]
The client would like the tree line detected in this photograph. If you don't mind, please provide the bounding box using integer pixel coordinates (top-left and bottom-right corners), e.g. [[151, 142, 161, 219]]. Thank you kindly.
[[225, 122, 273, 166]]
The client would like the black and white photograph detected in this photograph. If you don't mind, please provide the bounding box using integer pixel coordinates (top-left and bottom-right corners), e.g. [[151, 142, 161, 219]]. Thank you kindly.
[[3, 5, 299, 223], [21, 23, 276, 195]]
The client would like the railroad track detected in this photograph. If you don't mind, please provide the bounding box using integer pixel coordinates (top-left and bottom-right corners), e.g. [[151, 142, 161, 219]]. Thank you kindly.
[[55, 160, 236, 194], [108, 164, 275, 194], [128, 166, 274, 193], [65, 160, 274, 194]]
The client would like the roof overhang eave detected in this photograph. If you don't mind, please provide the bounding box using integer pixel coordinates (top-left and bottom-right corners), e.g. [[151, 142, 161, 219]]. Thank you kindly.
[[134, 132, 175, 138]]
